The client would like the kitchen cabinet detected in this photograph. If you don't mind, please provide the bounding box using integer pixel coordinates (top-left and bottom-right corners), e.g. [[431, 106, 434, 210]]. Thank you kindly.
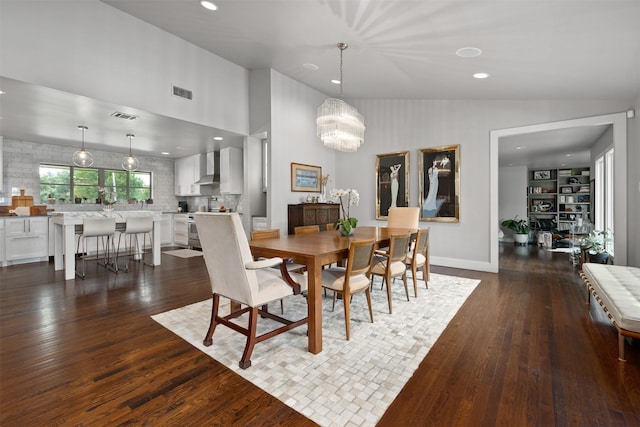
[[3, 216, 49, 265], [160, 214, 174, 246], [173, 214, 189, 247], [287, 203, 340, 235], [175, 154, 206, 196], [220, 147, 243, 194]]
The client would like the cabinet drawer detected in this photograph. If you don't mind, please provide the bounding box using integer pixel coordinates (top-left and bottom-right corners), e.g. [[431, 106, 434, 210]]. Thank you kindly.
[[6, 235, 48, 260]]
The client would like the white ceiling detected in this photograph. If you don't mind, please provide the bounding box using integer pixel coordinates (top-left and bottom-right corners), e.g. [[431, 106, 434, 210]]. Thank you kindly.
[[2, 0, 639, 163]]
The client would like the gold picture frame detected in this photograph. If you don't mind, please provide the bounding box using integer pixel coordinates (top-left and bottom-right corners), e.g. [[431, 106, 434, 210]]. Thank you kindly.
[[291, 162, 322, 192], [376, 151, 409, 219], [418, 145, 460, 222]]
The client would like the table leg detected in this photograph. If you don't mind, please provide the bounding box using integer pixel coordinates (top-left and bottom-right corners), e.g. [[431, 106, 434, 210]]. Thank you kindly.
[[152, 222, 161, 265], [63, 224, 75, 280], [307, 259, 323, 354], [54, 223, 63, 271]]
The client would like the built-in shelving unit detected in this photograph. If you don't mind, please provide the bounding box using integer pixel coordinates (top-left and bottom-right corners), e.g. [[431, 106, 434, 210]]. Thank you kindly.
[[528, 167, 590, 233]]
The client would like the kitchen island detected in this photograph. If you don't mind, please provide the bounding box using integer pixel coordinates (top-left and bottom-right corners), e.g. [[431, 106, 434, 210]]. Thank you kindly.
[[51, 211, 163, 280]]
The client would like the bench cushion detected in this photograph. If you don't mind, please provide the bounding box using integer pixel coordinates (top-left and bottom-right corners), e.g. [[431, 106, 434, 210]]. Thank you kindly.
[[582, 264, 640, 332]]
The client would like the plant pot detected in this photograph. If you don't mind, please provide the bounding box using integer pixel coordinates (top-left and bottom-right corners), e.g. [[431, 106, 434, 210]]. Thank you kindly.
[[513, 233, 529, 245], [339, 225, 355, 236], [588, 252, 609, 264]]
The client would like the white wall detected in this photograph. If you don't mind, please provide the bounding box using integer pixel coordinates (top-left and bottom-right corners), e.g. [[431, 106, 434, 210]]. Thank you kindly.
[[629, 96, 640, 267], [268, 70, 336, 233], [338, 99, 630, 271], [1, 0, 249, 136], [499, 166, 528, 241]]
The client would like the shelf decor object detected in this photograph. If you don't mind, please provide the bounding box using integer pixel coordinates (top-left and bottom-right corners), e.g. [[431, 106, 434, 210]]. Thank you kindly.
[[375, 151, 409, 219], [316, 42, 365, 152], [533, 170, 551, 180], [418, 145, 460, 222], [72, 125, 94, 167]]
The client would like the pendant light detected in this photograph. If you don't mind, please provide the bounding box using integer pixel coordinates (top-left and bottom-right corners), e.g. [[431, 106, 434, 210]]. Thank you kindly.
[[122, 133, 139, 171], [72, 125, 94, 167], [316, 42, 365, 152]]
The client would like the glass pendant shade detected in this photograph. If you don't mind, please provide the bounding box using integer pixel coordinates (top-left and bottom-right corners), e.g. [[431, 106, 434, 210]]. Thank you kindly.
[[316, 98, 365, 152], [73, 125, 94, 167], [316, 42, 365, 152], [122, 133, 139, 171]]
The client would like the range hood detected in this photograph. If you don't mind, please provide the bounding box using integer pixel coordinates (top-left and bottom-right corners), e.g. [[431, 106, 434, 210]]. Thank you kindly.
[[195, 151, 220, 185]]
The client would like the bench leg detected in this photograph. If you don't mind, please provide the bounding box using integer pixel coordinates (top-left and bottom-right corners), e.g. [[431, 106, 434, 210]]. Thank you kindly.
[[618, 332, 627, 362]]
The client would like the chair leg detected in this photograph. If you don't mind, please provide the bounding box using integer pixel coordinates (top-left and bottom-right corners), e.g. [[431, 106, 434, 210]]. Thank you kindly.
[[203, 294, 220, 346], [411, 264, 418, 297], [421, 264, 429, 289], [332, 291, 338, 312], [365, 289, 374, 324], [385, 274, 393, 314], [239, 308, 258, 369], [343, 291, 351, 340], [402, 271, 410, 301]]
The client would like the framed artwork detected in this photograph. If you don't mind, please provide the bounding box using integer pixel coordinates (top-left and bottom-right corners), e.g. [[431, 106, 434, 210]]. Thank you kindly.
[[291, 162, 322, 192], [561, 186, 573, 194], [376, 151, 409, 219], [418, 145, 460, 222], [533, 170, 551, 180]]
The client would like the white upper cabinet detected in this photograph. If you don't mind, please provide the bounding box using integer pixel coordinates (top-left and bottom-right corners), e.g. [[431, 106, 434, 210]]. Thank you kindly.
[[220, 147, 243, 194], [175, 154, 206, 196]]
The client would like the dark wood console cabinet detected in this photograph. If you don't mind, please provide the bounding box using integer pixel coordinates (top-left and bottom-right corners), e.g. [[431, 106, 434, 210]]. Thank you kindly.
[[287, 203, 340, 234]]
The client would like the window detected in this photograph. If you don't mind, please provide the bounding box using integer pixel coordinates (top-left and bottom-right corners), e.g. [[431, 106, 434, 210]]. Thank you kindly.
[[39, 164, 152, 204], [40, 164, 71, 202], [593, 147, 614, 255]]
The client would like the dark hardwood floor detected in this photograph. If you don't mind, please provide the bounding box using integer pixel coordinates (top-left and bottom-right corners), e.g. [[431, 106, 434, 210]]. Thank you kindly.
[[1, 244, 639, 425]]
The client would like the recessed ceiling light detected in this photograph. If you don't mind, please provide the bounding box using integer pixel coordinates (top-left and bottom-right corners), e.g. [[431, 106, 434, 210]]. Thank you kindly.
[[456, 47, 482, 58], [176, 146, 185, 150], [213, 136, 223, 141], [516, 146, 524, 150], [303, 63, 319, 71], [0, 90, 5, 95], [473, 72, 489, 79], [331, 79, 340, 85], [200, 1, 217, 11], [161, 152, 170, 155], [566, 153, 573, 157]]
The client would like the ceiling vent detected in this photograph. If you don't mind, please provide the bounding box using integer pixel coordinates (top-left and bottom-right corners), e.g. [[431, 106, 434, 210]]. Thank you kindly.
[[111, 111, 139, 121], [172, 85, 193, 100]]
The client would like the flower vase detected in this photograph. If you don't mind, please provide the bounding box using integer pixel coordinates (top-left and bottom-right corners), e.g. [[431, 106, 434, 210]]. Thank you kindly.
[[102, 204, 114, 212]]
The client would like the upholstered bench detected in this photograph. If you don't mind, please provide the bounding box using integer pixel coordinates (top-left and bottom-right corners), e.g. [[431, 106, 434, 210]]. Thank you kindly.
[[580, 264, 640, 362]]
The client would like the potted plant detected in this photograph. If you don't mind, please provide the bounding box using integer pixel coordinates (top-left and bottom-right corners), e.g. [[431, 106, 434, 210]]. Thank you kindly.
[[331, 188, 359, 236], [501, 216, 530, 245], [580, 230, 610, 263]]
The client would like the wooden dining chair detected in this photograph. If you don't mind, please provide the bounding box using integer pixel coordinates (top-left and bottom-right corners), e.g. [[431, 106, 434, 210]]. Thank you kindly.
[[321, 239, 376, 340], [250, 228, 306, 310], [195, 213, 308, 369], [370, 232, 412, 314], [404, 228, 430, 296], [294, 225, 321, 234]]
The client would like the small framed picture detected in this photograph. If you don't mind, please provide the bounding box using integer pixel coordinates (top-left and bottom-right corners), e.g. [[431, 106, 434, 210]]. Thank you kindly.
[[291, 162, 322, 192], [533, 170, 551, 180], [561, 187, 573, 194]]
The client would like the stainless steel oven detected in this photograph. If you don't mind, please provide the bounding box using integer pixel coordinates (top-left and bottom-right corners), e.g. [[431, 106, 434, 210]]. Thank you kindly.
[[187, 216, 201, 249]]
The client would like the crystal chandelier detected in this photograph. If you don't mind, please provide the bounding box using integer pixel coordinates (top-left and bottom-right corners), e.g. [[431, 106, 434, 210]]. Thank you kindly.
[[122, 133, 139, 171], [316, 43, 365, 152], [72, 125, 94, 167]]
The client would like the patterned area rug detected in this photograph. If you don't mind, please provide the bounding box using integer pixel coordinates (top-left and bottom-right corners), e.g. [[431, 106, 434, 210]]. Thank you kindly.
[[162, 249, 203, 258], [152, 273, 480, 426]]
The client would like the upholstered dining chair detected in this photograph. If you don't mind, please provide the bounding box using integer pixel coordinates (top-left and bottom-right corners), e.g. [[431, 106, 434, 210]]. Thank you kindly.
[[195, 212, 308, 369], [321, 239, 376, 340], [294, 225, 321, 234], [75, 217, 117, 279], [387, 207, 420, 229], [370, 232, 412, 314], [404, 228, 430, 296]]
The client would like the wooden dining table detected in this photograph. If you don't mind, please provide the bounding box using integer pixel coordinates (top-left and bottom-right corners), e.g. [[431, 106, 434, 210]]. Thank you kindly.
[[249, 225, 416, 354]]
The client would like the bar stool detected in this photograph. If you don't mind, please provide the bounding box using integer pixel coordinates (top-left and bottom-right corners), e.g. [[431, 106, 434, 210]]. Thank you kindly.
[[76, 217, 117, 279], [116, 216, 154, 272]]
